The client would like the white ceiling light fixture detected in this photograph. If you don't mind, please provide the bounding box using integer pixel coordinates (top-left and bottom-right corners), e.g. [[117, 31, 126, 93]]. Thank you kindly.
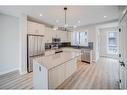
[[74, 25, 77, 28], [78, 20, 81, 23], [54, 7, 76, 32], [56, 20, 59, 23], [39, 14, 43, 16], [64, 7, 68, 28], [104, 16, 107, 18], [122, 9, 126, 15]]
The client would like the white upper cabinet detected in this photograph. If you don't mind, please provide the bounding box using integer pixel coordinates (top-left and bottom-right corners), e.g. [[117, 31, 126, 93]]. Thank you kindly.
[[67, 32, 71, 42], [52, 30, 58, 38], [44, 27, 53, 43], [28, 21, 69, 43], [52, 30, 68, 42], [60, 31, 68, 42], [38, 23, 45, 35], [27, 21, 45, 35], [56, 30, 61, 38]]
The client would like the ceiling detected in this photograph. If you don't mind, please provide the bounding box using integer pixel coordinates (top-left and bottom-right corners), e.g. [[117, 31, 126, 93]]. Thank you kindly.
[[0, 6, 122, 27]]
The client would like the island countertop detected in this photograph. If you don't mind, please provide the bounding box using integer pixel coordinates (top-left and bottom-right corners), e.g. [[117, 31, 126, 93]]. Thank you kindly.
[[33, 51, 81, 70]]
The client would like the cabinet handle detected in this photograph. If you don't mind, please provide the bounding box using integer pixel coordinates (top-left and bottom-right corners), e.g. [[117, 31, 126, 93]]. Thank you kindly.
[[39, 66, 41, 71]]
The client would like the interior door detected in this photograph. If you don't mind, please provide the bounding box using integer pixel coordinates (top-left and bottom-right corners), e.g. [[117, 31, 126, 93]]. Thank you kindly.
[[119, 10, 127, 89]]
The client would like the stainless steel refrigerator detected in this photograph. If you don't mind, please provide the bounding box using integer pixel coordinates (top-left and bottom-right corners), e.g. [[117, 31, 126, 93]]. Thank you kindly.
[[27, 34, 45, 72]]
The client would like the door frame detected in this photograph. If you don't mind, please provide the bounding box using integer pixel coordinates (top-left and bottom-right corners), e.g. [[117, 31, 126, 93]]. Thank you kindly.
[[98, 27, 119, 59]]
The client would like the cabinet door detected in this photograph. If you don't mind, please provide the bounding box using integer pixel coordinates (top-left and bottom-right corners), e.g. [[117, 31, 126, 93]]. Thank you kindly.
[[28, 21, 37, 34], [64, 31, 68, 42], [44, 27, 52, 43], [65, 59, 76, 79], [56, 30, 60, 38], [38, 23, 45, 35], [33, 22, 40, 35], [33, 63, 48, 89], [67, 32, 71, 42], [52, 30, 57, 38], [60, 31, 68, 42], [28, 21, 45, 35], [48, 64, 66, 89]]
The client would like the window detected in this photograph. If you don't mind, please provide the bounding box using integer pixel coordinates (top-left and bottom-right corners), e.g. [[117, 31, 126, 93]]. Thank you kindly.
[[107, 32, 118, 55], [79, 32, 88, 46], [71, 32, 79, 45], [71, 31, 88, 46]]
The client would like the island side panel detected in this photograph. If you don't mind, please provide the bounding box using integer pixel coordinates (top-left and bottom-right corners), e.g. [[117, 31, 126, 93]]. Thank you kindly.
[[65, 58, 77, 79], [48, 58, 77, 89], [48, 63, 66, 89], [33, 62, 48, 89]]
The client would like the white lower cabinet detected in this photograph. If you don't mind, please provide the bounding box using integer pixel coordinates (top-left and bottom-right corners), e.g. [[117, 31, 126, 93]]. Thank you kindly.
[[48, 59, 77, 89], [33, 62, 48, 89], [48, 63, 66, 89], [65, 59, 76, 79]]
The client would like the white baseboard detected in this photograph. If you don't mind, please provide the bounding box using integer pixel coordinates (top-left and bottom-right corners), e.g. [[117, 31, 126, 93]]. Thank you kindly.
[[19, 70, 27, 75], [0, 68, 19, 75]]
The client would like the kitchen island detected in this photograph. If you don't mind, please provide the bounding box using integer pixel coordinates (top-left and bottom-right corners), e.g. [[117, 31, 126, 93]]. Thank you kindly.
[[33, 51, 81, 89]]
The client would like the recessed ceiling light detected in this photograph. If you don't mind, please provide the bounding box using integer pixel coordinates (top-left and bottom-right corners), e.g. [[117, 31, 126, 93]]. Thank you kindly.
[[40, 14, 43, 16], [74, 25, 77, 28], [78, 20, 80, 23], [123, 10, 126, 14], [104, 16, 107, 18], [56, 20, 59, 23]]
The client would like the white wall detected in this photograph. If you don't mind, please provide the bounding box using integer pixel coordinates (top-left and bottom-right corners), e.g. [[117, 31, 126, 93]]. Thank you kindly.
[[0, 14, 19, 75]]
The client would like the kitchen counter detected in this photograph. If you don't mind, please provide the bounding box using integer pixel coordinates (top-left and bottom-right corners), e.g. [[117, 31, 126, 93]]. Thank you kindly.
[[34, 51, 81, 70], [33, 51, 81, 89], [45, 47, 81, 55]]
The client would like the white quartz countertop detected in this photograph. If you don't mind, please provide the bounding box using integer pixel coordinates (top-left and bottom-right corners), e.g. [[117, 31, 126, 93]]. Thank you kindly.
[[34, 51, 81, 70]]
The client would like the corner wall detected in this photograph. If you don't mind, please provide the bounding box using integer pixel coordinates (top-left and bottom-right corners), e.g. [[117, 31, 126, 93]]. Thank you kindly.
[[0, 14, 19, 75], [19, 14, 27, 74]]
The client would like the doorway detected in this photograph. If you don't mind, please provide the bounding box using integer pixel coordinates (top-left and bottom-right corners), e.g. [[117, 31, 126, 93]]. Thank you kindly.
[[99, 27, 119, 59]]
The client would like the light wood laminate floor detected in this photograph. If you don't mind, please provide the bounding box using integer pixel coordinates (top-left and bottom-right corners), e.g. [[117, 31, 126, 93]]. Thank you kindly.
[[0, 57, 119, 89]]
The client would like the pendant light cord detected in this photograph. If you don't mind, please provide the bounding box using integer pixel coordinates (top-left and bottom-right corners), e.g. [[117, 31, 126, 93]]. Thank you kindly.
[[64, 7, 67, 26]]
